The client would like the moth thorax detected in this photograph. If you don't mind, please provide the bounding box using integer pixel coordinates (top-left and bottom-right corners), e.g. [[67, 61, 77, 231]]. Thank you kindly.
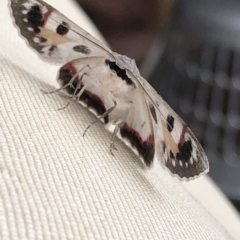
[[112, 52, 140, 78]]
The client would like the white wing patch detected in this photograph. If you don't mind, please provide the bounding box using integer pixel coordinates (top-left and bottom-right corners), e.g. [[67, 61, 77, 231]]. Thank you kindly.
[[9, 0, 209, 180]]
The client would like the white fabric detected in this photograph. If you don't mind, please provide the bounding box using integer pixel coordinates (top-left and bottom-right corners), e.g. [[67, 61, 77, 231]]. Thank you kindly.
[[1, 0, 240, 239], [182, 176, 240, 239]]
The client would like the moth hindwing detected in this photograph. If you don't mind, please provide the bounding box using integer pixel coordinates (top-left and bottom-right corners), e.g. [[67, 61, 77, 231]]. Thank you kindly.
[[9, 0, 209, 180]]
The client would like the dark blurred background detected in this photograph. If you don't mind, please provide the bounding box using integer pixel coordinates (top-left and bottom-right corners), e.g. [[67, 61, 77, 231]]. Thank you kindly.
[[75, 0, 240, 212]]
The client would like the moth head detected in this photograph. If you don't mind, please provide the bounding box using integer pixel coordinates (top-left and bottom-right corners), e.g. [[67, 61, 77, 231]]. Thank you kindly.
[[112, 52, 140, 78]]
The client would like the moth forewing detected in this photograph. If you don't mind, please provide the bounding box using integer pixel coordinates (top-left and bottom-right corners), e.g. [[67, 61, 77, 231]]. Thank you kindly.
[[10, 0, 112, 64], [135, 76, 209, 180]]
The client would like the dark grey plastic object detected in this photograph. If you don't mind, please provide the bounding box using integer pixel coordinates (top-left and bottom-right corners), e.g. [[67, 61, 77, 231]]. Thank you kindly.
[[150, 0, 240, 200]]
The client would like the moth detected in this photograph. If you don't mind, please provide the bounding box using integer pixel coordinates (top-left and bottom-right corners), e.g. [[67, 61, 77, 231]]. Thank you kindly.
[[9, 0, 209, 180]]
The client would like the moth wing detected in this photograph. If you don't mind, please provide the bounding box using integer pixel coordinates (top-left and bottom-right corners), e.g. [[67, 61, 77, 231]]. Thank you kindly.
[[138, 77, 209, 180], [10, 0, 111, 63], [117, 91, 155, 167], [56, 56, 114, 120]]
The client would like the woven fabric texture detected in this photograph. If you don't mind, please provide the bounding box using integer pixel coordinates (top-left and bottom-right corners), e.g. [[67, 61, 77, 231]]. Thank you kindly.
[[0, 56, 234, 240]]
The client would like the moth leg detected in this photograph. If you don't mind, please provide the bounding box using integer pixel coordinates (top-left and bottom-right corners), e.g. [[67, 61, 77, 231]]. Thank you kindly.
[[110, 121, 122, 155], [58, 85, 87, 110], [83, 101, 117, 137], [110, 103, 134, 155], [59, 65, 93, 110], [41, 65, 90, 95], [57, 72, 89, 110], [73, 82, 87, 102]]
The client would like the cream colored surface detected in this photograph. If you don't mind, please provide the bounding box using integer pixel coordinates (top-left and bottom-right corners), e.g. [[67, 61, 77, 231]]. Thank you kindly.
[[0, 0, 240, 239], [182, 177, 240, 239]]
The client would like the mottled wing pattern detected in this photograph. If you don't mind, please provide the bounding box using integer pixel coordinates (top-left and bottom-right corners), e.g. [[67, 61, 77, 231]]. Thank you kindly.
[[118, 91, 155, 167], [10, 0, 111, 63], [9, 0, 209, 180], [138, 77, 209, 179]]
